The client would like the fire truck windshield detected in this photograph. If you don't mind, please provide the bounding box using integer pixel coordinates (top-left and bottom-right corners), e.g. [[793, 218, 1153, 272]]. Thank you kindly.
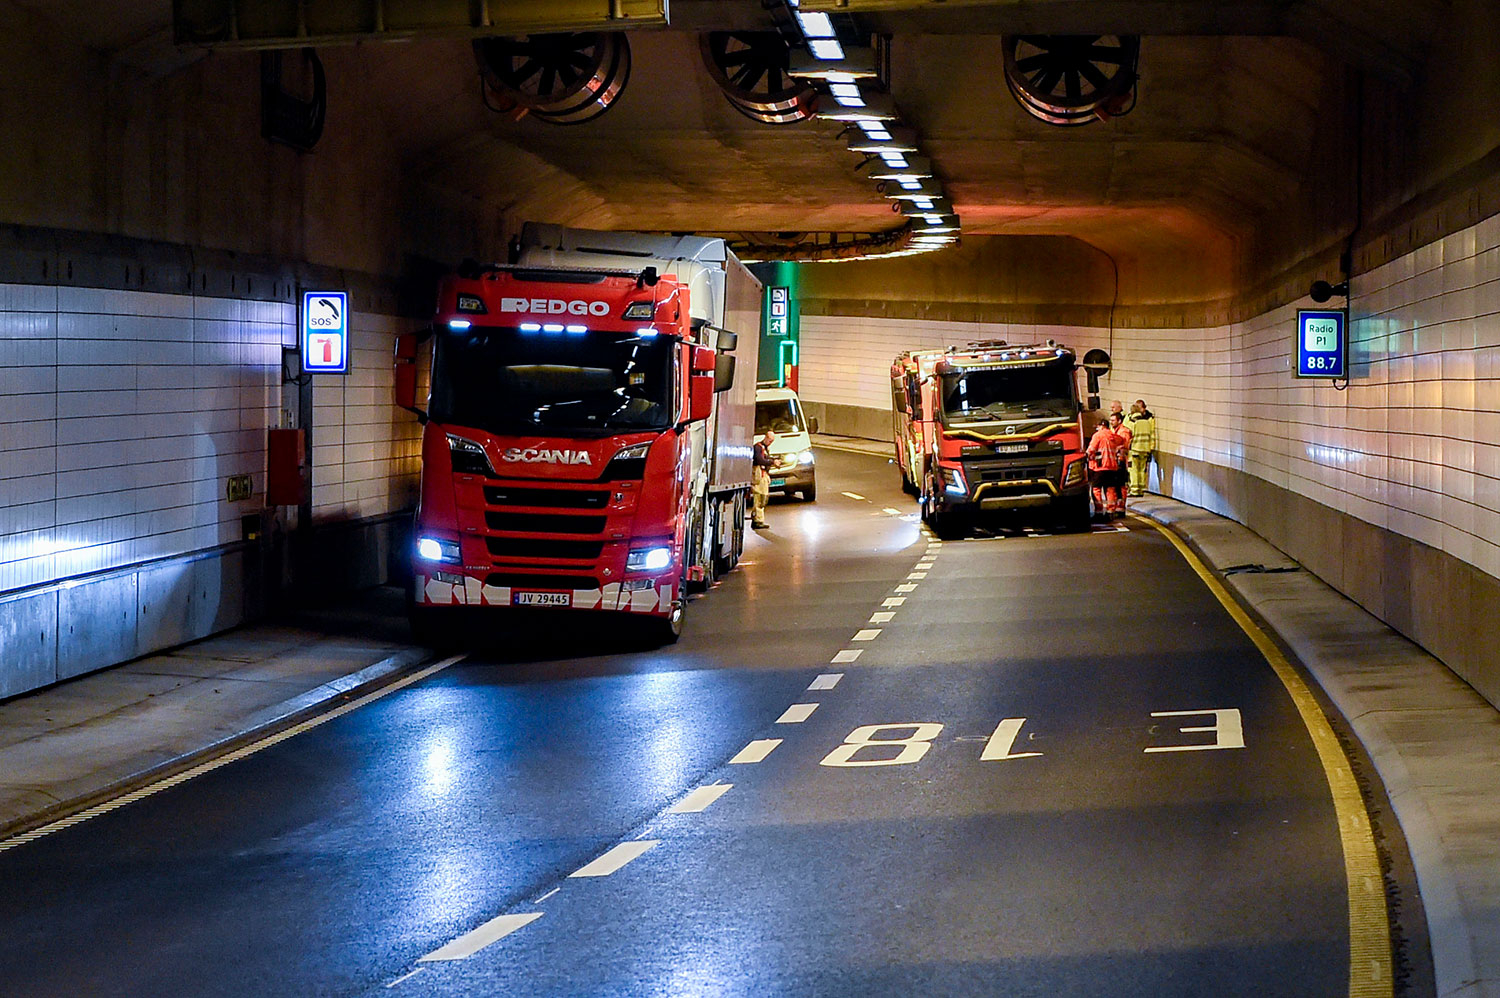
[[430, 326, 675, 435], [938, 364, 1076, 425]]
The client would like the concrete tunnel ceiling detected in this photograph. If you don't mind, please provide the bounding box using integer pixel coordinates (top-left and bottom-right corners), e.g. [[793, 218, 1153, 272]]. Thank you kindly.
[[38, 0, 1447, 304]]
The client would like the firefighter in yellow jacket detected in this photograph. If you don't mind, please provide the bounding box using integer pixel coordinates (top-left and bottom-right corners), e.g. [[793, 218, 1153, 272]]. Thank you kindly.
[[1126, 399, 1156, 497]]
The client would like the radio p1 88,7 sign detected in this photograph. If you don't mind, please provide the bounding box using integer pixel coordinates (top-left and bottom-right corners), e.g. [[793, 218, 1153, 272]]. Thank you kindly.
[[302, 291, 349, 374], [1296, 309, 1346, 379]]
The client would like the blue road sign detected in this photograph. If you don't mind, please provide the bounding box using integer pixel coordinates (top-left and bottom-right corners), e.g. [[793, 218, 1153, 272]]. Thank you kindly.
[[1296, 309, 1346, 379], [302, 291, 349, 374]]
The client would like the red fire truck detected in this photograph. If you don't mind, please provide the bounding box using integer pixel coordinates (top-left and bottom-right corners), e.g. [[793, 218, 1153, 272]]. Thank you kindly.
[[890, 341, 1092, 536], [395, 226, 761, 643]]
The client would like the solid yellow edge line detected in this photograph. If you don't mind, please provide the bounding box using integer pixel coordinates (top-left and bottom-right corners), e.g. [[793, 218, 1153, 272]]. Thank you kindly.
[[0, 653, 468, 855], [1142, 518, 1392, 998]]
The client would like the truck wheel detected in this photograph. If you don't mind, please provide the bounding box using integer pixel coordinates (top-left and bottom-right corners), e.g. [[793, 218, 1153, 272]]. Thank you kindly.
[[930, 511, 966, 540], [901, 471, 919, 497], [652, 591, 685, 644], [1058, 494, 1092, 533]]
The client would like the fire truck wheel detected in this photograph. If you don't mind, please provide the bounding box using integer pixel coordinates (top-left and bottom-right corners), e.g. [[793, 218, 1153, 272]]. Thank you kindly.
[[901, 471, 919, 497], [930, 511, 966, 540], [1058, 494, 1092, 532]]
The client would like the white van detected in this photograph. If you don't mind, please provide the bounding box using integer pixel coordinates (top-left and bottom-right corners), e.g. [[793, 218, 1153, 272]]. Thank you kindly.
[[754, 386, 818, 501]]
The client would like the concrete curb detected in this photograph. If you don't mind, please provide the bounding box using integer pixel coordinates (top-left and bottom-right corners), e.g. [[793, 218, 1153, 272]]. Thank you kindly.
[[0, 646, 439, 843], [1134, 496, 1500, 998]]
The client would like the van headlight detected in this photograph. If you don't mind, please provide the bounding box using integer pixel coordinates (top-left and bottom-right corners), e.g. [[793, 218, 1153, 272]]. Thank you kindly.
[[798, 450, 814, 465], [626, 546, 673, 572], [417, 537, 461, 564]]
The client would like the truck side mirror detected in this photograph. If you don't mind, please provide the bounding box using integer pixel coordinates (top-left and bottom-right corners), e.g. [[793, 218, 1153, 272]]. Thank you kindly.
[[808, 416, 820, 434], [394, 332, 425, 420], [714, 354, 735, 392]]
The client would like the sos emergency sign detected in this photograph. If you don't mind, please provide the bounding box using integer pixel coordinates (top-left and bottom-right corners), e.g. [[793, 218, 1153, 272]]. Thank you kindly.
[[302, 291, 349, 374], [1296, 309, 1346, 378]]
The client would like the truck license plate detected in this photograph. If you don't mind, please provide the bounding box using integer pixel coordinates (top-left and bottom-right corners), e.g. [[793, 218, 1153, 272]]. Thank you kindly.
[[771, 478, 786, 487], [513, 591, 570, 607], [994, 443, 1028, 454]]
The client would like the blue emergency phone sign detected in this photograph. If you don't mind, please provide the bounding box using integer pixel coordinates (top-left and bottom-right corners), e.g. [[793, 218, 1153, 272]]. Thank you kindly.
[[1296, 309, 1346, 379], [302, 291, 349, 374]]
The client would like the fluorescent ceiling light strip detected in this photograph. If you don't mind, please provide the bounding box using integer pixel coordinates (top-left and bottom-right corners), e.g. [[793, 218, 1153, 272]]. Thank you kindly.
[[808, 38, 844, 60], [796, 11, 836, 37]]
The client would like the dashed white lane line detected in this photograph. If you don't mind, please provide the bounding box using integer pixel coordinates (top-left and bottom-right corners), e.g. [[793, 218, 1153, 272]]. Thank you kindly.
[[882, 507, 903, 515], [916, 561, 935, 569], [894, 583, 917, 593], [807, 673, 843, 690], [852, 629, 881, 641], [730, 739, 783, 764], [883, 596, 906, 607], [869, 612, 895, 623], [774, 699, 822, 723], [387, 968, 425, 987], [831, 649, 863, 664], [418, 912, 545, 962], [570, 840, 660, 878], [907, 571, 928, 579], [841, 491, 867, 500], [534, 888, 560, 904], [667, 783, 734, 813]]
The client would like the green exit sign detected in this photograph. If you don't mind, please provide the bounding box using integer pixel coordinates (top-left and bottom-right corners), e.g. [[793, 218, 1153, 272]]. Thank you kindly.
[[226, 474, 253, 502]]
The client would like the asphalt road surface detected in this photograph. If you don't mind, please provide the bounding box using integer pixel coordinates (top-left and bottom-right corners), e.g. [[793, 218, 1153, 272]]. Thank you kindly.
[[0, 448, 1431, 997]]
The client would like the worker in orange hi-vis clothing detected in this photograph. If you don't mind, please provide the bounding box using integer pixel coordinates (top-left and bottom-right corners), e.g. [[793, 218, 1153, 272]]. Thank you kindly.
[[1086, 417, 1123, 520]]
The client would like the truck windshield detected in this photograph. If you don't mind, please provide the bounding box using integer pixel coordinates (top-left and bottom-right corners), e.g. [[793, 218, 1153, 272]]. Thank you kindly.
[[430, 326, 675, 435], [755, 398, 805, 435], [939, 365, 1077, 424]]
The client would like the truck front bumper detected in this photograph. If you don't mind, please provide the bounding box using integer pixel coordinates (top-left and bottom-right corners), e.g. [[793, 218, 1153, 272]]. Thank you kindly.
[[413, 570, 677, 617]]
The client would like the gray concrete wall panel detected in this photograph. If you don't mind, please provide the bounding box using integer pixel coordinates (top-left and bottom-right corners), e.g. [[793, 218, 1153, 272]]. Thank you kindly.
[[0, 590, 57, 699], [57, 573, 138, 681]]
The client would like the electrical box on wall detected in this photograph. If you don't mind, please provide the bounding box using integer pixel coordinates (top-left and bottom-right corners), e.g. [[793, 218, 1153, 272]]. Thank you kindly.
[[267, 428, 305, 506]]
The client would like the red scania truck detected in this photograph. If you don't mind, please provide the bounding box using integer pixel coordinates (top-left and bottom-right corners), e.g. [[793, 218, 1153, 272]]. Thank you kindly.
[[395, 224, 761, 642], [890, 341, 1092, 536]]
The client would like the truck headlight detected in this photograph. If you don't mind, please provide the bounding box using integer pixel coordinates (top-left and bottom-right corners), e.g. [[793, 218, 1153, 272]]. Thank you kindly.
[[626, 546, 673, 572], [446, 434, 496, 477], [614, 441, 652, 461], [798, 450, 814, 465], [417, 537, 461, 564], [1063, 460, 1085, 487], [939, 465, 967, 495]]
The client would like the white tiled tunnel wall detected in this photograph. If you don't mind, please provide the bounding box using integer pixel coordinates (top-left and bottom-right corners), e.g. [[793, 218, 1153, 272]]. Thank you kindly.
[[310, 311, 422, 521], [798, 211, 1500, 583], [0, 285, 286, 594], [0, 285, 421, 597]]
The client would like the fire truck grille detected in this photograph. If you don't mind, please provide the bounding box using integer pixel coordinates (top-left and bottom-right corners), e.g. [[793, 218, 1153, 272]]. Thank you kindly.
[[485, 572, 600, 591], [483, 486, 609, 509], [485, 537, 605, 560], [484, 512, 608, 534], [964, 457, 1064, 484]]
